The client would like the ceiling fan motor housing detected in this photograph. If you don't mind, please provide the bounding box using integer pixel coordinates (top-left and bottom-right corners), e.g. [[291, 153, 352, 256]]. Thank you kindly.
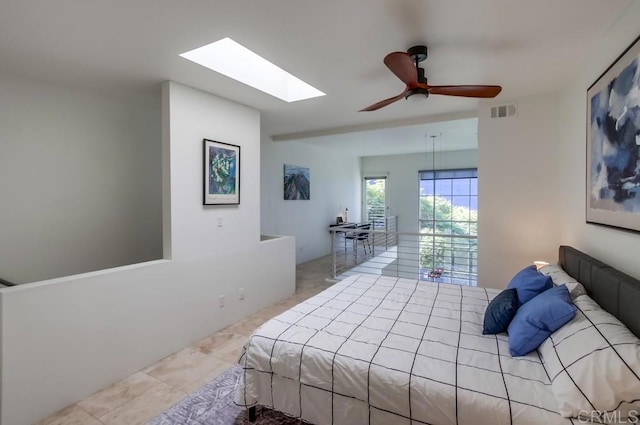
[[406, 65, 429, 100], [405, 86, 429, 100], [407, 45, 428, 63], [416, 67, 427, 83]]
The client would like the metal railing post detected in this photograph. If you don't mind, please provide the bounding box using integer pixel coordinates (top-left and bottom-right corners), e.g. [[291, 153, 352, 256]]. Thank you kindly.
[[330, 230, 336, 279]]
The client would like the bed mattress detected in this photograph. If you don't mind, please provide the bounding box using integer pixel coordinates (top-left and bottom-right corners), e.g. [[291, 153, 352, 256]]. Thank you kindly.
[[235, 274, 573, 425]]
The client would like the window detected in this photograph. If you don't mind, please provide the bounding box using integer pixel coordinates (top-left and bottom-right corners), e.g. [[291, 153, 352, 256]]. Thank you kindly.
[[364, 177, 387, 227], [419, 169, 477, 285]]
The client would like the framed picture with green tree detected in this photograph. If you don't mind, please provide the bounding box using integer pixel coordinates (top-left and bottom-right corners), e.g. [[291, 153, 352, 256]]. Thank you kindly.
[[203, 139, 240, 205]]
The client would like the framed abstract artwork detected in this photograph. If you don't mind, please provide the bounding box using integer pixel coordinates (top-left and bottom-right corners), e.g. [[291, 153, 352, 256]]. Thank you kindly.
[[586, 35, 640, 232], [203, 139, 240, 205], [283, 164, 310, 200]]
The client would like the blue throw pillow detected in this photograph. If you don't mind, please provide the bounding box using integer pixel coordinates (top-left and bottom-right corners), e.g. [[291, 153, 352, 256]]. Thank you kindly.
[[506, 265, 553, 305], [483, 288, 519, 335], [507, 285, 576, 357]]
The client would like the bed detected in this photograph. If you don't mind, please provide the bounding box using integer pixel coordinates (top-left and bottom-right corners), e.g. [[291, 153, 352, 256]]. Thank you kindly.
[[235, 246, 640, 424]]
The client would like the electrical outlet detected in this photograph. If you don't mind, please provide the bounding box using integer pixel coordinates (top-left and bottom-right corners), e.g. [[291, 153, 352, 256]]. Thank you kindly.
[[239, 288, 245, 300], [219, 295, 225, 308], [217, 216, 223, 227]]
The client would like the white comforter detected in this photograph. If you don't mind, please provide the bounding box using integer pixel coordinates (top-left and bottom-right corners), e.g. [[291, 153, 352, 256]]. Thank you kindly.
[[235, 274, 574, 425]]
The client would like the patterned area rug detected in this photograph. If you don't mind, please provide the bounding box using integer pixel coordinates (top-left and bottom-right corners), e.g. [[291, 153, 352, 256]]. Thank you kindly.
[[150, 365, 306, 425]]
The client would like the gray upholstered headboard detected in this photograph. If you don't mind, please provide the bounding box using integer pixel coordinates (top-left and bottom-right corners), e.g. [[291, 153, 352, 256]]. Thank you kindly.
[[559, 245, 640, 338]]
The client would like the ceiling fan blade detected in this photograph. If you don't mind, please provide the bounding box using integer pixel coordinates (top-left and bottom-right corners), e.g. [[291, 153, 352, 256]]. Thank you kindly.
[[359, 90, 407, 112], [425, 85, 502, 98], [384, 52, 418, 86]]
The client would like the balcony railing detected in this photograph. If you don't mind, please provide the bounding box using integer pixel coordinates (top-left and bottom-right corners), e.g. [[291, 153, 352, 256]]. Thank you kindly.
[[330, 221, 477, 286]]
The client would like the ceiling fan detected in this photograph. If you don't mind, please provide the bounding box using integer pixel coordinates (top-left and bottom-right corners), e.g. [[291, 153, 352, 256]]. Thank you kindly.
[[360, 45, 502, 112]]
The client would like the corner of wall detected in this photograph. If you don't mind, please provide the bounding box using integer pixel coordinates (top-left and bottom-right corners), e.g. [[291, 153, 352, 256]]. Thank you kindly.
[[260, 138, 362, 263], [477, 93, 562, 288], [161, 81, 172, 260], [1, 80, 291, 425]]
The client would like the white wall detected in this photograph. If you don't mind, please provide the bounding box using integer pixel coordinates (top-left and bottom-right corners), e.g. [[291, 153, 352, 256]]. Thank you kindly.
[[168, 83, 261, 259], [261, 138, 361, 263], [361, 150, 477, 233], [0, 74, 163, 284], [477, 93, 561, 289], [477, 3, 640, 289], [556, 1, 640, 278], [0, 81, 296, 425]]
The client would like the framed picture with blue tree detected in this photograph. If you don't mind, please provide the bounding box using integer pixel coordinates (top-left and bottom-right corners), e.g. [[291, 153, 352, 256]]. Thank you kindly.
[[587, 35, 640, 231], [203, 139, 240, 205]]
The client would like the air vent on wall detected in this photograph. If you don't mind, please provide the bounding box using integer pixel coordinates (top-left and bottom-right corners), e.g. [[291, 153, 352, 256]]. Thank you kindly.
[[490, 103, 517, 119]]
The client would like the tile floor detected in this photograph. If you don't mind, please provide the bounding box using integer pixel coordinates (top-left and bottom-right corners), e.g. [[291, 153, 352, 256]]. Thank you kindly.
[[38, 256, 334, 425]]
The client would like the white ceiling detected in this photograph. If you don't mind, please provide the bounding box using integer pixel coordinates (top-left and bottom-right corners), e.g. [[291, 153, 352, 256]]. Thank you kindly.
[[0, 0, 634, 142]]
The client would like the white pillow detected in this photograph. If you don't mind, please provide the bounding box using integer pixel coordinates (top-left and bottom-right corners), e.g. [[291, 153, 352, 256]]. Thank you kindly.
[[537, 294, 640, 420], [538, 263, 587, 299]]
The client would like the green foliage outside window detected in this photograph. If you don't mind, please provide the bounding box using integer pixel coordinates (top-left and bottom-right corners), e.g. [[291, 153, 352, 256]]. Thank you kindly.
[[419, 195, 477, 271], [366, 179, 386, 221]]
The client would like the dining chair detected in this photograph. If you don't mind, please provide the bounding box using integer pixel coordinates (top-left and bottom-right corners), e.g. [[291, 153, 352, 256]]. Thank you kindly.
[[345, 223, 371, 262]]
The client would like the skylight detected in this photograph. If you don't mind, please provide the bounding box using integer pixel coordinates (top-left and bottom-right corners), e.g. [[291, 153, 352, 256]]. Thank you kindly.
[[180, 37, 325, 103]]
